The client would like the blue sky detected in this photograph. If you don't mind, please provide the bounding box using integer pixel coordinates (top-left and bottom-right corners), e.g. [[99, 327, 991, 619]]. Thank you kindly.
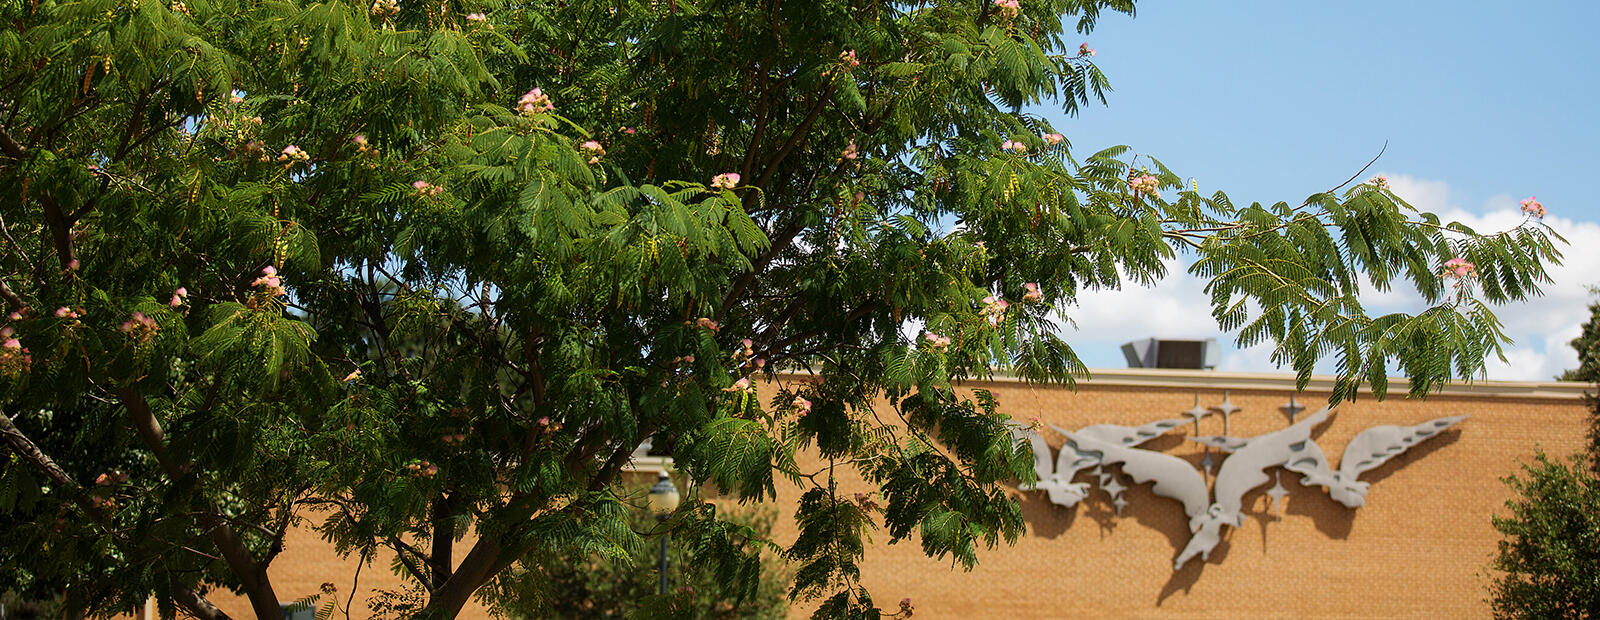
[[1034, 2, 1600, 380]]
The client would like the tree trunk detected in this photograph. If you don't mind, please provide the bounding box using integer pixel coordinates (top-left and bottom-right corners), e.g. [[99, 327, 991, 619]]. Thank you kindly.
[[118, 389, 284, 620]]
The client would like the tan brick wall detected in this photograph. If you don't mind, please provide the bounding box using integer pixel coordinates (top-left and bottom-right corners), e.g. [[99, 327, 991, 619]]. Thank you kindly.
[[769, 376, 1590, 619], [205, 372, 1590, 619], [208, 515, 495, 619]]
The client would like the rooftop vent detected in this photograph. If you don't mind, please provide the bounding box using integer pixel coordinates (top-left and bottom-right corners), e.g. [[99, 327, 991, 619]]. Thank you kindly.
[[1121, 338, 1219, 370]]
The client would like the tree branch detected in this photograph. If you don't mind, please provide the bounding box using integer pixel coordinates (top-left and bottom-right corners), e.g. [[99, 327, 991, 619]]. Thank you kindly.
[[427, 427, 655, 617], [171, 579, 233, 620], [38, 192, 77, 270], [0, 279, 24, 310], [428, 494, 455, 592], [3, 406, 233, 620], [0, 408, 109, 521], [116, 388, 284, 620], [389, 538, 434, 590], [754, 83, 837, 189], [0, 122, 23, 159]]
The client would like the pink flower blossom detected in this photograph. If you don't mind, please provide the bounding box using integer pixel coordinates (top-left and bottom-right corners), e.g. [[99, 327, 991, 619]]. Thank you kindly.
[[278, 144, 309, 164], [1368, 174, 1389, 189], [370, 0, 398, 18], [0, 327, 10, 338], [538, 416, 550, 426], [67, 259, 80, 270], [465, 12, 486, 21], [252, 267, 287, 297], [1130, 174, 1160, 197], [839, 49, 859, 68], [992, 0, 1020, 19], [1444, 257, 1476, 278], [1520, 196, 1545, 218], [695, 317, 720, 332], [923, 332, 952, 350], [412, 180, 443, 196], [120, 311, 158, 339], [343, 369, 362, 382], [980, 295, 1010, 322], [55, 307, 71, 318], [1022, 282, 1041, 302], [580, 140, 605, 163], [1042, 132, 1064, 145], [723, 377, 754, 394], [516, 88, 554, 116], [352, 134, 368, 147], [793, 396, 812, 417], [0, 333, 28, 375], [711, 173, 741, 190], [841, 142, 859, 160], [621, 126, 636, 135], [1078, 43, 1095, 57], [6, 311, 21, 321]]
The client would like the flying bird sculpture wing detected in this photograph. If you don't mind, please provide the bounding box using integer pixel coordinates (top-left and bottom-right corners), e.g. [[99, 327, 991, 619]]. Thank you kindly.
[[1171, 407, 1331, 569], [1008, 422, 1096, 507], [1279, 432, 1340, 491], [1205, 407, 1330, 519], [1189, 435, 1251, 452], [1060, 426, 1210, 518], [1004, 417, 1193, 509], [1324, 414, 1468, 507], [1076, 417, 1191, 446]]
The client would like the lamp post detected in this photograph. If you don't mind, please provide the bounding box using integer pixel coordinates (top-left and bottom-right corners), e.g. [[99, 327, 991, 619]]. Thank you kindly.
[[647, 473, 680, 596]]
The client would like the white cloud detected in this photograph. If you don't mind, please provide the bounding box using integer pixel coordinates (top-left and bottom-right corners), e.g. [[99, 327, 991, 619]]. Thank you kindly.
[[1060, 174, 1600, 381], [1218, 342, 1279, 373], [1063, 257, 1217, 338], [1385, 173, 1600, 381]]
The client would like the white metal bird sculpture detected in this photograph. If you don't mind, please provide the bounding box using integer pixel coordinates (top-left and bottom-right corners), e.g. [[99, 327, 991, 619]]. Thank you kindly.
[[1011, 403, 1467, 571], [1009, 416, 1189, 508]]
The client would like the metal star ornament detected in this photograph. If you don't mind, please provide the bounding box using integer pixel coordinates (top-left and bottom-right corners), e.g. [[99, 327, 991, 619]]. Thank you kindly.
[[1265, 473, 1289, 515], [1184, 393, 1210, 433], [1210, 390, 1241, 436], [1280, 394, 1306, 424]]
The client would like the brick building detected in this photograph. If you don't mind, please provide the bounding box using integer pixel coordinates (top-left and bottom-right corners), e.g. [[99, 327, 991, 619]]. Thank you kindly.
[[204, 368, 1590, 619]]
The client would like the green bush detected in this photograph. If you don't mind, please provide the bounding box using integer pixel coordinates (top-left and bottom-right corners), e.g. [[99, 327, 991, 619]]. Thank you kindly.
[[482, 485, 789, 620], [1488, 451, 1600, 619]]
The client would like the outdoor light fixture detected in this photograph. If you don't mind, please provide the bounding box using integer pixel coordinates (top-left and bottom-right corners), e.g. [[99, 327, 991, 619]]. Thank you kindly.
[[647, 473, 679, 595], [647, 473, 680, 515]]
